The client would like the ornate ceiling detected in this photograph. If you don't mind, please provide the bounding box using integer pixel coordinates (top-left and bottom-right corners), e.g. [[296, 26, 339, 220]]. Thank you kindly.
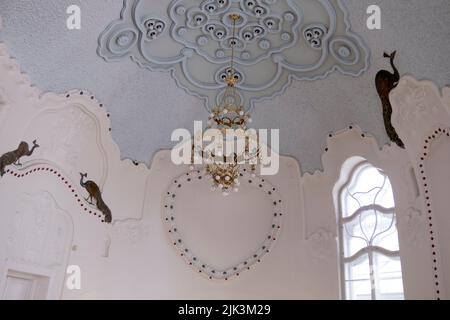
[[98, 0, 369, 111], [0, 0, 449, 173]]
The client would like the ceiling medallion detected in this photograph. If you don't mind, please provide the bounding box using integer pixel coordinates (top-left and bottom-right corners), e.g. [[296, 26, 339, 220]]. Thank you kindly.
[[98, 0, 370, 111]]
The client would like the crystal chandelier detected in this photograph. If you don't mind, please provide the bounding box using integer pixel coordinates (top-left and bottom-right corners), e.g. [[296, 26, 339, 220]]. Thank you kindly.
[[192, 14, 260, 196]]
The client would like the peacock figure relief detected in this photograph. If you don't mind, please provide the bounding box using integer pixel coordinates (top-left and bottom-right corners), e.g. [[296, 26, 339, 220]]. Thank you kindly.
[[0, 140, 39, 176], [375, 51, 405, 148], [80, 172, 112, 223]]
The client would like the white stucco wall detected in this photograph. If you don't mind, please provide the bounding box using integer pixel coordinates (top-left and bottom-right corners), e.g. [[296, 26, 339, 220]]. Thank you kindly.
[[1, 41, 449, 299]]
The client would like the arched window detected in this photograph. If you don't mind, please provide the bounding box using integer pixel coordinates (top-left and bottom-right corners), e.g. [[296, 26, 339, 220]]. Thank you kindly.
[[336, 159, 404, 300]]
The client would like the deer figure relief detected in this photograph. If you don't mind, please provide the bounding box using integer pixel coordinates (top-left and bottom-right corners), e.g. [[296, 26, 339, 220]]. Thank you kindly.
[[0, 140, 39, 176], [375, 51, 405, 148], [80, 173, 112, 224]]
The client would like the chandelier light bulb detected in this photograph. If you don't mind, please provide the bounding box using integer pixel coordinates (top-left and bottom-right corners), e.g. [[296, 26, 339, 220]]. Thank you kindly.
[[215, 175, 221, 180]]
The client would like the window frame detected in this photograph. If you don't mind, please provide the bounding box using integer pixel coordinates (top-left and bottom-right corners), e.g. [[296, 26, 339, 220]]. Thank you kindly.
[[336, 159, 403, 300]]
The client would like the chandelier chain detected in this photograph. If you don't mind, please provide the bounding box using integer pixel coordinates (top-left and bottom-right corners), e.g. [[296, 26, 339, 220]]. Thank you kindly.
[[230, 14, 237, 82]]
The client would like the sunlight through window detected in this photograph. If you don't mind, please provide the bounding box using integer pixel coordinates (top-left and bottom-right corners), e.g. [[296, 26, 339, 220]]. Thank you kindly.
[[338, 161, 404, 300]]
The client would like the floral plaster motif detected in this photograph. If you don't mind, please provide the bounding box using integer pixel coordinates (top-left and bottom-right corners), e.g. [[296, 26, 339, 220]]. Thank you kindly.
[[307, 228, 336, 263], [98, 0, 369, 111], [112, 219, 150, 245], [398, 207, 426, 250]]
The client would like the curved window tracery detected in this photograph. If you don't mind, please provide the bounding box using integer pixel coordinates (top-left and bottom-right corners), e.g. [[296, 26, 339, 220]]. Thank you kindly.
[[337, 160, 404, 300]]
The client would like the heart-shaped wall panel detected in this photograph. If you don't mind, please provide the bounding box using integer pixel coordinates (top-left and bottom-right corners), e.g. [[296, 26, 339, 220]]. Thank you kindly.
[[162, 169, 284, 280]]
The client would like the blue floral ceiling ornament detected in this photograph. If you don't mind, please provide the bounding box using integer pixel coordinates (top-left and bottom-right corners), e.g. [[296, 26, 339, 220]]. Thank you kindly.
[[98, 0, 370, 112]]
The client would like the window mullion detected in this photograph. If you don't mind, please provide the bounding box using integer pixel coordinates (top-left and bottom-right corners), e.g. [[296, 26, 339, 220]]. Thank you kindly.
[[369, 251, 376, 300]]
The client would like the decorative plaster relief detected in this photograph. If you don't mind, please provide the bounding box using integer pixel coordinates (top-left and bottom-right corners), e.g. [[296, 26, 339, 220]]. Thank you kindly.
[[391, 76, 450, 147], [6, 191, 72, 268], [300, 123, 444, 299], [4, 164, 109, 224], [98, 0, 369, 111], [395, 81, 438, 126], [416, 127, 450, 300], [306, 228, 336, 263], [24, 103, 108, 187], [0, 43, 40, 109], [302, 125, 408, 238], [390, 78, 450, 299], [397, 207, 426, 250], [2, 31, 448, 298], [0, 40, 151, 240], [112, 219, 150, 245], [163, 169, 284, 280]]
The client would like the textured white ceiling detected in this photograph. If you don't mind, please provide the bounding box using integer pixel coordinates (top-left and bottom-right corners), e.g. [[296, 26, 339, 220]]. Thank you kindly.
[[0, 0, 449, 173]]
